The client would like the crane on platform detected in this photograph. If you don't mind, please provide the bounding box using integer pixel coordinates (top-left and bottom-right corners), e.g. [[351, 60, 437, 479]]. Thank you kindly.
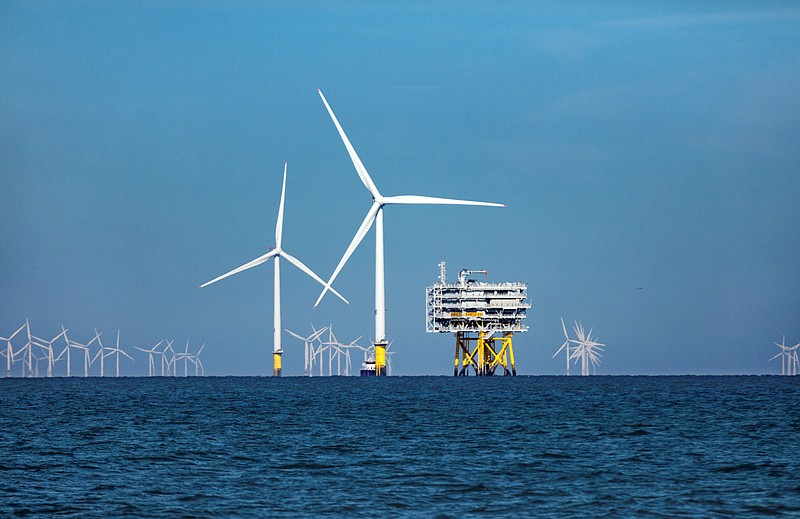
[[457, 269, 488, 286]]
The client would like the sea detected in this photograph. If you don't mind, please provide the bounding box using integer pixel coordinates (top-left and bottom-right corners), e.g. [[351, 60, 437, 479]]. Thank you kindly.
[[1, 376, 799, 517]]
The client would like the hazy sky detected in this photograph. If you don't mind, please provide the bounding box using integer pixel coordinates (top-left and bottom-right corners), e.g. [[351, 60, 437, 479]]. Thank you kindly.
[[2, 1, 799, 375]]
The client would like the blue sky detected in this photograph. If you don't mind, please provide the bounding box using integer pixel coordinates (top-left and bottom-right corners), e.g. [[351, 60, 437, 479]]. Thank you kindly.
[[2, 1, 799, 375]]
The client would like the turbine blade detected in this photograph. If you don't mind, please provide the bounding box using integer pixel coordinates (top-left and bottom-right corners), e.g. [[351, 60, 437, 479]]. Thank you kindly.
[[276, 163, 287, 249], [281, 250, 350, 305], [314, 202, 380, 307], [553, 340, 568, 358], [200, 249, 278, 288], [318, 89, 381, 199], [383, 194, 505, 208], [561, 317, 569, 340], [310, 327, 328, 342], [6, 323, 28, 341], [286, 330, 307, 341]]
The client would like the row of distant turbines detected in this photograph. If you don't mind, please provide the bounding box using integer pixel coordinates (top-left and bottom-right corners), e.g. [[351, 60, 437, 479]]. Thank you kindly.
[[286, 324, 395, 376], [0, 321, 205, 378], [199, 89, 504, 376]]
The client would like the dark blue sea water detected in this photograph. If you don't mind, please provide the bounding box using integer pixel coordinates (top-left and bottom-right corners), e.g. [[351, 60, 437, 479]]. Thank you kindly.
[[1, 376, 799, 517]]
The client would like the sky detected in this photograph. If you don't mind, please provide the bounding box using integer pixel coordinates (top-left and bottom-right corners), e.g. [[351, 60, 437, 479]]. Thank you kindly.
[[1, 1, 799, 376]]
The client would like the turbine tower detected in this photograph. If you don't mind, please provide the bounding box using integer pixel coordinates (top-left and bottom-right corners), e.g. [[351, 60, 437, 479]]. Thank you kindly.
[[201, 163, 349, 376], [314, 90, 505, 375]]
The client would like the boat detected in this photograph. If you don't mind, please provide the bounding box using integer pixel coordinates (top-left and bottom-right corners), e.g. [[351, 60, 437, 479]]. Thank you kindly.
[[360, 357, 376, 376]]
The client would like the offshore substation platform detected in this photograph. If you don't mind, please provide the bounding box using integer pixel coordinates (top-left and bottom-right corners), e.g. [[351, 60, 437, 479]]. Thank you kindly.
[[426, 262, 530, 376]]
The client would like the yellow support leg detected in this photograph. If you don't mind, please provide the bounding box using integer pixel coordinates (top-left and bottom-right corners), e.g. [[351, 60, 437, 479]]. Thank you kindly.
[[478, 331, 486, 376], [488, 338, 508, 374], [454, 334, 460, 376], [273, 352, 282, 377], [453, 331, 518, 376], [506, 332, 516, 376]]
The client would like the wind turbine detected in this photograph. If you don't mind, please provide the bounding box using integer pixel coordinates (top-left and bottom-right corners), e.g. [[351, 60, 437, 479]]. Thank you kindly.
[[70, 339, 93, 377], [54, 325, 75, 377], [188, 344, 205, 376], [201, 163, 348, 376], [321, 326, 362, 376], [134, 340, 165, 377], [553, 318, 581, 375], [173, 340, 193, 377], [771, 336, 800, 375], [337, 335, 363, 377], [325, 326, 344, 376], [103, 330, 133, 377], [17, 319, 33, 377], [162, 339, 175, 376], [69, 332, 102, 378], [286, 325, 329, 376], [313, 89, 505, 375], [90, 330, 108, 377], [567, 321, 605, 376], [25, 324, 51, 377], [1, 322, 29, 377], [34, 328, 66, 378]]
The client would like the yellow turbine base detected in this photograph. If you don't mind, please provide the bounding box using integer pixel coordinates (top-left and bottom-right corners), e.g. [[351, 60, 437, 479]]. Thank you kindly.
[[375, 344, 387, 376], [273, 353, 282, 377]]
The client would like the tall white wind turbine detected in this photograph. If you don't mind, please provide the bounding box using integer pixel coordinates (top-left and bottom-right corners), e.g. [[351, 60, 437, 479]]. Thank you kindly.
[[201, 163, 349, 376], [314, 90, 505, 375]]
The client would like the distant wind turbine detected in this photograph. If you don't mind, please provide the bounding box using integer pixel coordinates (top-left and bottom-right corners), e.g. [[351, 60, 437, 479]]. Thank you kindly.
[[103, 331, 133, 377], [69, 337, 95, 377], [90, 330, 108, 377], [1, 322, 28, 377], [770, 335, 800, 375], [313, 89, 505, 375], [286, 325, 329, 376], [201, 163, 348, 376], [553, 317, 581, 375], [30, 328, 66, 378], [162, 339, 175, 376], [188, 344, 205, 376], [173, 340, 192, 377], [135, 340, 165, 377], [54, 324, 75, 377], [567, 321, 605, 376]]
